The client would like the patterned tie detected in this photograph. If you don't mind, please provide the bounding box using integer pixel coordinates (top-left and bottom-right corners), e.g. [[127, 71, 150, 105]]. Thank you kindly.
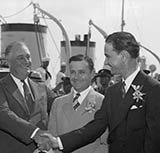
[[121, 81, 126, 98], [21, 80, 34, 113], [73, 93, 80, 110]]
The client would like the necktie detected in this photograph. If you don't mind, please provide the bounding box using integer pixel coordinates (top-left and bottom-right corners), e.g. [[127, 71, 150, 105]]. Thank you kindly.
[[73, 93, 80, 110], [121, 81, 126, 98], [21, 80, 34, 113]]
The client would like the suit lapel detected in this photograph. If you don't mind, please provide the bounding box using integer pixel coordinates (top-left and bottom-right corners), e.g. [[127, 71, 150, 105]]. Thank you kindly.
[[71, 88, 95, 123], [62, 88, 95, 123], [4, 74, 30, 114], [110, 71, 146, 133], [62, 92, 75, 121]]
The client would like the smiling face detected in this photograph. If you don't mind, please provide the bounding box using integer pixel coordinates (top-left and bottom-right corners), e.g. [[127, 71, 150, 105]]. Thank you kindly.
[[6, 42, 32, 80], [104, 42, 124, 76], [69, 60, 94, 92]]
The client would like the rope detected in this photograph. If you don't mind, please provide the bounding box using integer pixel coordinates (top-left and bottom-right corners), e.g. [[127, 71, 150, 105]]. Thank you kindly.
[[3, 2, 32, 18], [41, 14, 60, 55]]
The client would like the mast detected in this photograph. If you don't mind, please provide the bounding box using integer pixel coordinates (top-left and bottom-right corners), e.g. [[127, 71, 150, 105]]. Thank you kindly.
[[120, 0, 160, 66], [121, 0, 125, 31], [33, 3, 71, 76], [85, 23, 91, 56]]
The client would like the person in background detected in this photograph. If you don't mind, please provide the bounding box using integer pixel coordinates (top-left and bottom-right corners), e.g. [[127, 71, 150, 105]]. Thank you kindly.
[[36, 57, 52, 90], [93, 69, 113, 95], [61, 76, 72, 94], [43, 32, 160, 153], [28, 70, 43, 83], [47, 54, 108, 153], [0, 41, 51, 153], [55, 62, 66, 86]]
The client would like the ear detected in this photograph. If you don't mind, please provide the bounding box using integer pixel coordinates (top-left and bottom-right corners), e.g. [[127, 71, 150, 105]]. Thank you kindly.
[[91, 69, 96, 80], [120, 50, 129, 63]]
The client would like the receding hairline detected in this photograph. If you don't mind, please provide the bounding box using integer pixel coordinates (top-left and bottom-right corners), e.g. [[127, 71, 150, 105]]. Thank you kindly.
[[5, 41, 28, 57]]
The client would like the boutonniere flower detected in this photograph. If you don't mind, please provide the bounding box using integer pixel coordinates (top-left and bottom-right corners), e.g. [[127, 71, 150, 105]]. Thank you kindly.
[[131, 84, 146, 102], [85, 101, 96, 113], [82, 96, 96, 115]]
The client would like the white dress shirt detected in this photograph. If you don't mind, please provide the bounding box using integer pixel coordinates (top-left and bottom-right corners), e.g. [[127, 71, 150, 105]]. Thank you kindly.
[[124, 66, 140, 93]]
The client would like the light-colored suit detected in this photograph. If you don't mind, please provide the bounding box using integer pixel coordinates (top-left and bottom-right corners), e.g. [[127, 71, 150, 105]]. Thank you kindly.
[[0, 74, 48, 153], [48, 87, 108, 153]]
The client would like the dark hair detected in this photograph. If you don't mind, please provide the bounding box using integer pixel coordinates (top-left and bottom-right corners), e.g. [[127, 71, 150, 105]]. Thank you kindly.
[[69, 54, 94, 71], [105, 31, 140, 58]]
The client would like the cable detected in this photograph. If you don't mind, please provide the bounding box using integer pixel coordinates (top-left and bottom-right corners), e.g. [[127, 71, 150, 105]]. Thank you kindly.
[[3, 2, 32, 18], [42, 14, 60, 55]]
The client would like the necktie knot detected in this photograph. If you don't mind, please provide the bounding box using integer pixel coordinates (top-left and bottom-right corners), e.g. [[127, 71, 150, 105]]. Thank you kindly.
[[73, 93, 80, 103], [73, 93, 80, 110]]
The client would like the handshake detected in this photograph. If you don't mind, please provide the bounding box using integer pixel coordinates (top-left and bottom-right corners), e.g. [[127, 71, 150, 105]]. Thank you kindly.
[[33, 130, 59, 152]]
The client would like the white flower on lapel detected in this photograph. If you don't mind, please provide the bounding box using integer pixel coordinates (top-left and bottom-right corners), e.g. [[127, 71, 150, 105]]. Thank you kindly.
[[85, 101, 96, 113], [131, 84, 146, 102], [82, 96, 96, 115]]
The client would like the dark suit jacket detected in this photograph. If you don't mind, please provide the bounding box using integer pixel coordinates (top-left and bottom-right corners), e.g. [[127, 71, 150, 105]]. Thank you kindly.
[[0, 74, 48, 153], [60, 71, 160, 153]]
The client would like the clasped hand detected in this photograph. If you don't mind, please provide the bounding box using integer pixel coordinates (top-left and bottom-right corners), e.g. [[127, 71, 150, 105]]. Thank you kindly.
[[33, 130, 59, 152]]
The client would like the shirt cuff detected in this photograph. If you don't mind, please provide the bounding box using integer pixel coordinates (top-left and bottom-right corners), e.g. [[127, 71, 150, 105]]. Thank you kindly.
[[30, 128, 40, 139], [57, 137, 64, 150]]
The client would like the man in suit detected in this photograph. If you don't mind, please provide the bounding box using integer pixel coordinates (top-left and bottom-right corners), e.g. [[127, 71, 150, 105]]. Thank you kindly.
[[43, 32, 160, 153], [47, 54, 108, 153], [0, 41, 51, 153]]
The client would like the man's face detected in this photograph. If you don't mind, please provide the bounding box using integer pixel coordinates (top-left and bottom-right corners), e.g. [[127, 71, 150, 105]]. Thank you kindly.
[[69, 60, 94, 92], [8, 44, 32, 80], [104, 43, 124, 75], [99, 76, 110, 87]]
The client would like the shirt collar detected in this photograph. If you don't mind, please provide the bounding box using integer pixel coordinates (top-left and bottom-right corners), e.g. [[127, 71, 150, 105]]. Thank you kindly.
[[11, 74, 22, 84], [10, 74, 29, 86], [73, 86, 92, 105], [124, 67, 140, 92]]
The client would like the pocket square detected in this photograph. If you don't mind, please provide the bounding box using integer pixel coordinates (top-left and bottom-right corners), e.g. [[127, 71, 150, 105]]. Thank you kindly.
[[130, 105, 138, 110]]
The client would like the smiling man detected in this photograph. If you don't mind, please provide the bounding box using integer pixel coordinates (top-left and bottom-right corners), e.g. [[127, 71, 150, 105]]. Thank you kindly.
[[0, 41, 51, 153], [48, 54, 108, 153]]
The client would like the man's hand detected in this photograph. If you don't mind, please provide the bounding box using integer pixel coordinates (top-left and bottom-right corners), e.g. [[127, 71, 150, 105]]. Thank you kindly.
[[41, 132, 59, 149], [33, 130, 52, 151]]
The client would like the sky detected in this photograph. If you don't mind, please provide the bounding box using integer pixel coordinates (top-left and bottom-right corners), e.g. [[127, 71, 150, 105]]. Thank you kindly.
[[1, 0, 160, 85]]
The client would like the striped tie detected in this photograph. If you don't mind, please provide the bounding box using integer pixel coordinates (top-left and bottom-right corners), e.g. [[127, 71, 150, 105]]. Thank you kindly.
[[73, 93, 80, 110]]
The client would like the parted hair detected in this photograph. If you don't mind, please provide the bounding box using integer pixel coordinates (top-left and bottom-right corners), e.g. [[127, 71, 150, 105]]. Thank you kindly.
[[69, 54, 94, 72], [105, 31, 140, 58]]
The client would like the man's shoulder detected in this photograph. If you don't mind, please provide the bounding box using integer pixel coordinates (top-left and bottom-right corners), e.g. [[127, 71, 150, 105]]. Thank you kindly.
[[89, 88, 104, 99], [55, 93, 71, 103], [93, 89, 104, 97], [0, 73, 11, 84]]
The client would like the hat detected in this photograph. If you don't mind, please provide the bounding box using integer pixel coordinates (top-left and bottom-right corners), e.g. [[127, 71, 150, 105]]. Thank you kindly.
[[95, 69, 113, 78], [42, 57, 50, 62], [61, 62, 66, 66], [61, 76, 71, 85], [29, 70, 43, 82]]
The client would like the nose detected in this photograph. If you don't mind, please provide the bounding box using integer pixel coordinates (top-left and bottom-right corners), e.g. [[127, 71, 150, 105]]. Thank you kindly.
[[24, 57, 32, 66], [104, 58, 109, 67], [104, 58, 109, 65], [103, 58, 111, 70]]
